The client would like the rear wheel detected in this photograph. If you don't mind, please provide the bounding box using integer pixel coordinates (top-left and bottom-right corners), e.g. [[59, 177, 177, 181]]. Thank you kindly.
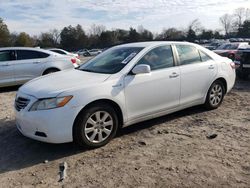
[[73, 103, 118, 148], [205, 80, 225, 110]]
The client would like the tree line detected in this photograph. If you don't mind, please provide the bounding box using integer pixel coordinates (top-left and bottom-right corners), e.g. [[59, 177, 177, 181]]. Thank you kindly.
[[0, 7, 249, 51]]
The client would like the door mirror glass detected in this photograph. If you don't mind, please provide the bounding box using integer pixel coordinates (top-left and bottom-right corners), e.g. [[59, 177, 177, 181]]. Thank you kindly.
[[132, 64, 151, 74]]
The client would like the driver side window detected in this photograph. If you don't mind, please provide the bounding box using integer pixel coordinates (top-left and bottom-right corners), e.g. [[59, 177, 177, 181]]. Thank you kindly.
[[137, 45, 174, 70]]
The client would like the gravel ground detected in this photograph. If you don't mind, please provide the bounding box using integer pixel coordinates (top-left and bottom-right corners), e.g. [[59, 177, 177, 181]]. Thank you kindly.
[[0, 79, 249, 188]]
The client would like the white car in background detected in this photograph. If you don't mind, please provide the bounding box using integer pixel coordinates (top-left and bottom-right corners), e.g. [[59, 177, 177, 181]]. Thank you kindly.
[[15, 42, 235, 148], [88, 49, 102, 56], [0, 47, 78, 87], [48, 48, 81, 65]]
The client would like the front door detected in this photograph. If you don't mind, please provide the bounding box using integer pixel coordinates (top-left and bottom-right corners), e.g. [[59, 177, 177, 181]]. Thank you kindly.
[[124, 45, 180, 121]]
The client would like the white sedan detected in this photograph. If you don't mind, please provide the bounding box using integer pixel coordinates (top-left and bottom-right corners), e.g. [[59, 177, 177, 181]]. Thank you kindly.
[[15, 42, 236, 148], [0, 47, 78, 87]]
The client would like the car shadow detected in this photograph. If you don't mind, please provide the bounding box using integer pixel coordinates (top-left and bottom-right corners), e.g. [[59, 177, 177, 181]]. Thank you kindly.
[[0, 105, 207, 174], [0, 86, 20, 93]]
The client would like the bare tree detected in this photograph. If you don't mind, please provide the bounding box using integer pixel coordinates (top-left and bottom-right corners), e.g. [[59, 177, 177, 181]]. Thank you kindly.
[[89, 24, 106, 36], [219, 14, 232, 36], [188, 19, 203, 33], [234, 8, 246, 29], [50, 29, 60, 44], [246, 8, 250, 20]]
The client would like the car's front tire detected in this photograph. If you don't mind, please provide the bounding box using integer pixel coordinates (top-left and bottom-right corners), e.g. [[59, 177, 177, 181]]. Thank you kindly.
[[205, 80, 225, 110], [73, 103, 118, 148]]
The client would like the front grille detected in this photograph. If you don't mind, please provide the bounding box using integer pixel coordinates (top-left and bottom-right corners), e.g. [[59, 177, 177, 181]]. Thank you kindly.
[[15, 97, 30, 111]]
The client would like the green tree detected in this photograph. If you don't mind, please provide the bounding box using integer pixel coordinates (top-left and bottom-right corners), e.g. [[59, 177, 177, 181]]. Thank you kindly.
[[126, 28, 140, 43], [98, 31, 116, 48], [15, 32, 34, 47], [186, 29, 196, 42], [199, 29, 214, 40], [157, 28, 185, 41], [0, 18, 10, 47], [38, 29, 60, 48], [60, 24, 87, 51], [238, 20, 250, 38]]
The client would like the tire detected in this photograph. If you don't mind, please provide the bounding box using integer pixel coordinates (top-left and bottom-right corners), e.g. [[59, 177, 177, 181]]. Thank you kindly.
[[204, 80, 225, 110], [73, 103, 118, 148], [43, 68, 59, 75]]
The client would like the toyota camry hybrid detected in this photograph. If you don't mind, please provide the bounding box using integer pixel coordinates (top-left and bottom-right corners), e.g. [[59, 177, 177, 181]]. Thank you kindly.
[[15, 42, 236, 148]]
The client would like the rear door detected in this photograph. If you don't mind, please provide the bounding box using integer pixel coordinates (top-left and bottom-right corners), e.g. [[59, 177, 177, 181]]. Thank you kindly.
[[0, 50, 16, 86], [12, 50, 49, 84], [175, 44, 217, 105]]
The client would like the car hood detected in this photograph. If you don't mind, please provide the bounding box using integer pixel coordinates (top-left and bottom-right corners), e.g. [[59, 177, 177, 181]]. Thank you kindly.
[[19, 69, 111, 98]]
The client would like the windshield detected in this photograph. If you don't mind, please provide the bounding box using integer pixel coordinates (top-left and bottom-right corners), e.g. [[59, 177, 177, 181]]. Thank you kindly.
[[217, 43, 239, 50], [79, 46, 144, 74]]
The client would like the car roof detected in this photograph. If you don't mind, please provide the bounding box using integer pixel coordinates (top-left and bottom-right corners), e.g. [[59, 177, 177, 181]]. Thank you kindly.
[[0, 47, 60, 55], [47, 48, 66, 51], [118, 41, 194, 48]]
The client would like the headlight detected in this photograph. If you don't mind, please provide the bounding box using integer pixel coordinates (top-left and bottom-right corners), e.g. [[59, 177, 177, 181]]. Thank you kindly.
[[30, 96, 73, 111]]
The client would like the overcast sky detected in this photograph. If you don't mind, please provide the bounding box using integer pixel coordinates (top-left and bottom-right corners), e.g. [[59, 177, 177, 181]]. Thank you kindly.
[[0, 0, 249, 35]]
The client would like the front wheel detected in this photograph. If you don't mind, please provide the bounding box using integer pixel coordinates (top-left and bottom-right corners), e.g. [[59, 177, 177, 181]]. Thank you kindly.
[[73, 104, 118, 148], [205, 80, 225, 110]]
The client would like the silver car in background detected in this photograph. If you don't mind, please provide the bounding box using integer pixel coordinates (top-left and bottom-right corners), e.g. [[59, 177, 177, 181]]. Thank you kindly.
[[0, 47, 78, 87]]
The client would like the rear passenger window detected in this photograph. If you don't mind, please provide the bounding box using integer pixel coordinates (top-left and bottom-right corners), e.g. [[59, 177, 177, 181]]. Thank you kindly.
[[17, 50, 49, 60], [176, 45, 202, 65], [137, 45, 174, 70], [52, 50, 65, 55], [0, 50, 16, 62], [199, 51, 212, 62]]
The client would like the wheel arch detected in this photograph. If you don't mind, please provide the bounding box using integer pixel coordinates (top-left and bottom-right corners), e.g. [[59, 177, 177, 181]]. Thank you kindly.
[[203, 77, 228, 103], [73, 99, 124, 132], [42, 67, 61, 75], [215, 77, 227, 93]]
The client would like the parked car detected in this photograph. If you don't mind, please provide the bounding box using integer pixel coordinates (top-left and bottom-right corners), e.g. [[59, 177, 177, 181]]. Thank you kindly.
[[235, 46, 250, 80], [213, 42, 248, 60], [15, 42, 235, 148], [47, 48, 81, 64], [77, 49, 90, 56], [88, 49, 102, 56], [204, 41, 225, 50], [0, 47, 78, 87]]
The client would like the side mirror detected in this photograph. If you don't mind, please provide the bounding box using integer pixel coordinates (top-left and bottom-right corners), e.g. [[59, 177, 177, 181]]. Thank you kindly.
[[132, 64, 151, 75]]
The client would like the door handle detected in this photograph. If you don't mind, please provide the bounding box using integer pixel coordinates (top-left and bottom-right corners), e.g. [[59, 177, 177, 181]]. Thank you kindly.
[[208, 65, 215, 69], [169, 72, 179, 78]]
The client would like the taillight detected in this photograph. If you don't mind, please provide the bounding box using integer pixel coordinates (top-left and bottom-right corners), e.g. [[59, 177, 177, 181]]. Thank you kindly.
[[71, 58, 76, 64], [230, 62, 238, 69], [228, 53, 235, 60]]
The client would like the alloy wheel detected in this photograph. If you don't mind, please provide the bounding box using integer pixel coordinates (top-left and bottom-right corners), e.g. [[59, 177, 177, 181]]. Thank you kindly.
[[84, 111, 113, 143], [209, 84, 223, 106]]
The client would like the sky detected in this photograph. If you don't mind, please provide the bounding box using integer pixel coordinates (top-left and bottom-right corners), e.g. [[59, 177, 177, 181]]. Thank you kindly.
[[0, 0, 250, 35]]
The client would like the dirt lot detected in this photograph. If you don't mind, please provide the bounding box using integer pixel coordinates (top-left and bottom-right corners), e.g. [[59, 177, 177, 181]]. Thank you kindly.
[[0, 79, 249, 188]]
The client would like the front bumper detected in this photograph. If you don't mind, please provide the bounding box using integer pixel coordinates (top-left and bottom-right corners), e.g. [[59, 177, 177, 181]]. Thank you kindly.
[[15, 92, 81, 144]]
